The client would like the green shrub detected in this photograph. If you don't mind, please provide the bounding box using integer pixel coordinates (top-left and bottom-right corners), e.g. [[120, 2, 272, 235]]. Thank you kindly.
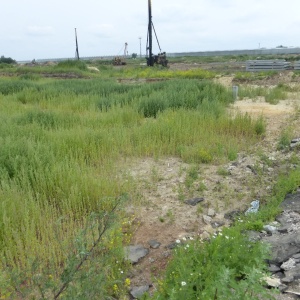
[[0, 55, 16, 64], [0, 79, 33, 95], [149, 228, 273, 300], [254, 116, 266, 136], [277, 128, 292, 150], [138, 95, 167, 118], [265, 86, 287, 104]]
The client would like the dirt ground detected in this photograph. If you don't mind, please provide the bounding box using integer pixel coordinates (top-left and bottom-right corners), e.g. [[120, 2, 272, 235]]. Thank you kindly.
[[124, 69, 300, 298]]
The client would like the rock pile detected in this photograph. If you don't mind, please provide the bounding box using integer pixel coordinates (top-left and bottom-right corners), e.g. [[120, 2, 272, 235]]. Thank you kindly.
[[260, 190, 300, 297]]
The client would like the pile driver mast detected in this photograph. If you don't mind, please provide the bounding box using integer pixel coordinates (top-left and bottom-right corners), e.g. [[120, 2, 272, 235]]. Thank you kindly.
[[75, 28, 80, 60], [146, 0, 167, 67]]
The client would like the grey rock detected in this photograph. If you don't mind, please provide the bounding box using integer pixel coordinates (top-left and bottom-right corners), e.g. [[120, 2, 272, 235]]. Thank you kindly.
[[281, 276, 295, 283], [245, 200, 260, 215], [268, 264, 281, 273], [148, 240, 161, 249], [166, 242, 179, 249], [200, 231, 211, 240], [203, 215, 212, 225], [246, 230, 262, 242], [184, 197, 204, 206], [292, 253, 300, 259], [246, 164, 258, 175], [274, 272, 285, 279], [278, 284, 288, 292], [277, 225, 289, 234], [224, 210, 241, 220], [285, 265, 300, 280], [207, 208, 216, 217], [211, 221, 225, 228], [263, 225, 277, 234], [290, 138, 300, 148], [124, 245, 149, 264], [281, 258, 296, 271], [130, 285, 150, 299], [280, 191, 300, 213], [263, 232, 300, 264]]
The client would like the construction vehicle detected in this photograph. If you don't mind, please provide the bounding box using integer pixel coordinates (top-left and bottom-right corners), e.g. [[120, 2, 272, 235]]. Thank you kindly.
[[113, 43, 128, 66], [146, 0, 168, 67], [113, 56, 126, 65]]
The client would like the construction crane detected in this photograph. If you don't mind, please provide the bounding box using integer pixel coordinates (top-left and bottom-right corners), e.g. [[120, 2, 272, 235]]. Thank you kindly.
[[124, 42, 128, 57], [146, 0, 167, 67]]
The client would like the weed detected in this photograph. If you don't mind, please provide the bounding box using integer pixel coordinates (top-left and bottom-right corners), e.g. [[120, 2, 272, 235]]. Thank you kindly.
[[254, 115, 266, 136], [166, 209, 175, 223], [197, 181, 207, 192], [217, 167, 230, 176], [277, 128, 292, 150], [159, 217, 165, 223], [265, 86, 287, 104]]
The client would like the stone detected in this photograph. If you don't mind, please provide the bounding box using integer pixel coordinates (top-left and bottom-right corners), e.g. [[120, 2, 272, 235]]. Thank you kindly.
[[268, 264, 281, 273], [281, 276, 294, 283], [290, 138, 300, 148], [262, 232, 300, 264], [200, 231, 211, 240], [246, 165, 257, 175], [148, 240, 161, 249], [245, 200, 260, 215], [211, 221, 225, 228], [280, 191, 300, 213], [277, 225, 289, 234], [184, 197, 204, 206], [203, 215, 212, 225], [263, 225, 277, 234], [224, 210, 241, 220], [264, 276, 281, 288], [207, 208, 216, 217], [130, 285, 150, 299], [281, 258, 296, 271], [165, 242, 178, 249], [278, 284, 288, 292], [246, 230, 262, 242], [124, 245, 149, 264], [292, 253, 300, 259], [285, 265, 300, 280]]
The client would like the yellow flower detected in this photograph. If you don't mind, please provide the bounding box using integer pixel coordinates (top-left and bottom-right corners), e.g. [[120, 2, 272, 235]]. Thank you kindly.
[[125, 278, 131, 287], [113, 284, 119, 292]]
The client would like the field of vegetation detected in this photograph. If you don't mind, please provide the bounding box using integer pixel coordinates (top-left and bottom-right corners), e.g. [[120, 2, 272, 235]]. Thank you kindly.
[[0, 59, 300, 299]]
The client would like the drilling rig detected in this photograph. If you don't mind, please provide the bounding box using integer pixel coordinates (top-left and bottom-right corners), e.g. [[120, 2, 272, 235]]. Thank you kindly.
[[146, 0, 168, 67], [74, 28, 80, 60]]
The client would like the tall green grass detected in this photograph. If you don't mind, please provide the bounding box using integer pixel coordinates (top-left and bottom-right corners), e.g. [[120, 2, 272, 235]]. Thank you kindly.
[[238, 84, 288, 104], [0, 75, 266, 297]]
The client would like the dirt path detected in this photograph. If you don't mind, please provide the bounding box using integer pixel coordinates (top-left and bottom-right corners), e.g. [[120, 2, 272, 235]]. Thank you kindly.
[[125, 77, 300, 298]]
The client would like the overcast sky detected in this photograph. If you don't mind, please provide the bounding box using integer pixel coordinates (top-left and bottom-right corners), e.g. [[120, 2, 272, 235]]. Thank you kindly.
[[1, 0, 300, 61]]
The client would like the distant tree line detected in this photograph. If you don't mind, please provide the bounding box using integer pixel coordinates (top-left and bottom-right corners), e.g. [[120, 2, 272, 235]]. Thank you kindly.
[[0, 55, 16, 64]]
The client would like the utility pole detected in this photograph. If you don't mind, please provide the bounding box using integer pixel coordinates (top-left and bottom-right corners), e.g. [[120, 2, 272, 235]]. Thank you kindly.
[[139, 37, 142, 58], [75, 28, 80, 60]]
